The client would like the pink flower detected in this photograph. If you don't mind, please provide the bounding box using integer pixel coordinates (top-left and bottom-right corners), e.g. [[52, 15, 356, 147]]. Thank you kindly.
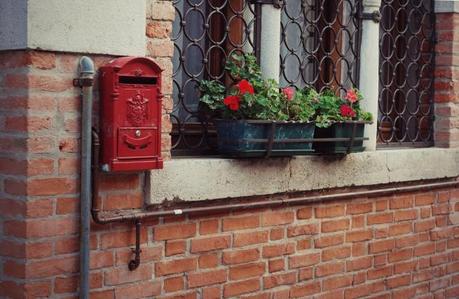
[[223, 95, 240, 111], [340, 104, 356, 118], [236, 80, 254, 95], [346, 89, 358, 103], [282, 87, 295, 101]]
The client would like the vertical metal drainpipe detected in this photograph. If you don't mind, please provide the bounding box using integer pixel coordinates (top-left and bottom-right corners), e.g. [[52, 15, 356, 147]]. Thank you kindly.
[[76, 56, 95, 299]]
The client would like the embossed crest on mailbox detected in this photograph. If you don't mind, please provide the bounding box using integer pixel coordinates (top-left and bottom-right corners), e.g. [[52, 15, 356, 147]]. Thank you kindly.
[[99, 57, 163, 172]]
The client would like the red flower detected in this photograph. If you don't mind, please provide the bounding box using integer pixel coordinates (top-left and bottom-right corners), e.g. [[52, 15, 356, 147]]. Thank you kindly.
[[282, 87, 295, 101], [346, 89, 358, 103], [223, 95, 240, 111], [237, 79, 254, 95], [340, 104, 356, 118]]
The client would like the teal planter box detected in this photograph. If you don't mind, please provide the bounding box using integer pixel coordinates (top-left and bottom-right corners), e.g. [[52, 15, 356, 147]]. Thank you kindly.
[[313, 121, 368, 154], [215, 119, 315, 157]]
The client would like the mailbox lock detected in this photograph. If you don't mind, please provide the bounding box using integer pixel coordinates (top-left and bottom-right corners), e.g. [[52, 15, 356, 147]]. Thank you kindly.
[[135, 130, 141, 137]]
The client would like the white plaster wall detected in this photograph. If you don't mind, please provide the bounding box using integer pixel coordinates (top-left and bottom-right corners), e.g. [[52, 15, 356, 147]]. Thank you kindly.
[[0, 0, 28, 50], [1, 0, 146, 56], [435, 0, 459, 13], [148, 148, 459, 204]]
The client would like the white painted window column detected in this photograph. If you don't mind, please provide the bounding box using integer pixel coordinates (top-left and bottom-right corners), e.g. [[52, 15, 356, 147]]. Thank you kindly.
[[359, 0, 382, 151], [259, 4, 281, 81]]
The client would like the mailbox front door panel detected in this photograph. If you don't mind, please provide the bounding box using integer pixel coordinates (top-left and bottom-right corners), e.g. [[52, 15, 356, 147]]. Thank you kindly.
[[117, 127, 158, 159]]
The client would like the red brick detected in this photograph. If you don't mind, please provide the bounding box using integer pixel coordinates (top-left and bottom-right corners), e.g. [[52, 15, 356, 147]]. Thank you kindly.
[[229, 262, 265, 280], [27, 178, 77, 196], [414, 243, 436, 257], [290, 282, 321, 298], [299, 267, 313, 281], [100, 229, 147, 249], [289, 253, 320, 268], [416, 193, 436, 206], [394, 261, 417, 274], [322, 219, 350, 233], [56, 197, 79, 214], [387, 274, 411, 289], [166, 240, 186, 256], [103, 193, 143, 211], [346, 256, 372, 271], [315, 205, 345, 218], [199, 253, 219, 269], [296, 239, 312, 251], [297, 207, 312, 219], [369, 239, 395, 253], [203, 286, 221, 299], [189, 269, 227, 287], [287, 223, 319, 237], [25, 198, 54, 218], [352, 215, 364, 228], [367, 213, 393, 225], [347, 202, 373, 214], [416, 219, 437, 233], [114, 281, 161, 298], [388, 223, 412, 236], [115, 246, 162, 266], [270, 228, 284, 240], [322, 246, 351, 261], [263, 272, 296, 289], [27, 256, 78, 278], [191, 236, 230, 253], [223, 248, 259, 265], [155, 257, 197, 276], [154, 223, 196, 240], [5, 217, 78, 238], [90, 290, 114, 299], [90, 251, 114, 269], [389, 248, 413, 263], [27, 51, 56, 69], [390, 195, 414, 209], [223, 278, 260, 297], [394, 209, 418, 221], [344, 281, 385, 299], [0, 198, 25, 217], [346, 229, 373, 242], [368, 266, 392, 280], [98, 173, 139, 190], [315, 261, 344, 277], [29, 75, 72, 92], [223, 215, 259, 231], [314, 234, 344, 248], [233, 231, 269, 247], [323, 275, 353, 290], [268, 258, 285, 273], [200, 219, 219, 235], [164, 276, 184, 292], [262, 243, 295, 258], [261, 211, 294, 226]]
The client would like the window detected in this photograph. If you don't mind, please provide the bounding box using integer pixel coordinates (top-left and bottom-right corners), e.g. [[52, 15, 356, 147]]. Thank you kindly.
[[378, 0, 435, 146], [280, 0, 361, 93], [170, 0, 361, 155], [171, 0, 256, 155]]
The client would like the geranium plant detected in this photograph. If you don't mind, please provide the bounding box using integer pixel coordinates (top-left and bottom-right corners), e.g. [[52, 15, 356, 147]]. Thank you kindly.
[[199, 53, 315, 122], [312, 88, 373, 128]]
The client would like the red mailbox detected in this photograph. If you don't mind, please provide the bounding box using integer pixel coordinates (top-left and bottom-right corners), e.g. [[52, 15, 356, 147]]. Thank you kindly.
[[99, 57, 163, 172]]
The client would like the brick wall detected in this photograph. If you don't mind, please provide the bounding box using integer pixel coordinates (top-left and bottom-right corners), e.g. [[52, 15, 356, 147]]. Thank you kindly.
[[435, 12, 459, 148], [1, 1, 459, 299]]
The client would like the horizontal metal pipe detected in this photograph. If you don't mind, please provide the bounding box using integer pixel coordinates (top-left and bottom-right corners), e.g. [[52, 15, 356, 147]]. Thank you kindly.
[[93, 178, 458, 224]]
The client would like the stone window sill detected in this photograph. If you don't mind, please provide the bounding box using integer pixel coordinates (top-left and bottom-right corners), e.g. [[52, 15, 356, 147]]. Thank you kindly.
[[147, 148, 459, 204]]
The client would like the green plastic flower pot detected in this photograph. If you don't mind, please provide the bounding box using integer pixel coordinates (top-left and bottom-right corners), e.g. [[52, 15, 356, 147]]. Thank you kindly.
[[313, 121, 367, 154], [215, 119, 315, 157]]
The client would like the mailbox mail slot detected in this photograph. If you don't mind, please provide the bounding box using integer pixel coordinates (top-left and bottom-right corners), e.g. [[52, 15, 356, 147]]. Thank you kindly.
[[99, 57, 163, 172]]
